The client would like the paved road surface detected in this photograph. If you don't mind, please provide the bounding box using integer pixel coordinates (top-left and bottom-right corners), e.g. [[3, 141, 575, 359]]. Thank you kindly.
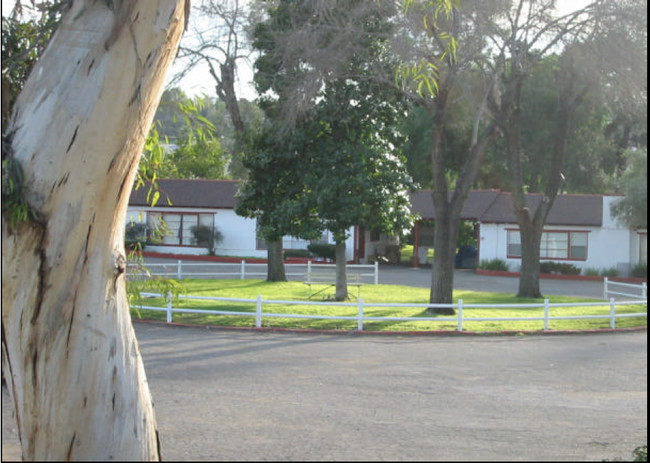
[[2, 264, 646, 461], [3, 327, 646, 461]]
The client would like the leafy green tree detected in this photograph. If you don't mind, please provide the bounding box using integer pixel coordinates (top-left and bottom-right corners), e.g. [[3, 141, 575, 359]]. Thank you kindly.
[[243, 0, 414, 295], [300, 80, 414, 300], [610, 149, 647, 229], [162, 130, 229, 179], [1, 1, 68, 131], [236, 125, 323, 281]]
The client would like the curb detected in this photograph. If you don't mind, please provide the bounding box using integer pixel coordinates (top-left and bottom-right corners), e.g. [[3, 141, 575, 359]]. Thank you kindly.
[[476, 269, 647, 284], [133, 319, 647, 338]]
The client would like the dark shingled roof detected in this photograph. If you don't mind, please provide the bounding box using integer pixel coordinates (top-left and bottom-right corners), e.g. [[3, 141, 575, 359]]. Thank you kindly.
[[129, 179, 241, 209], [479, 193, 603, 226], [409, 190, 501, 220], [409, 190, 603, 226], [128, 180, 604, 226]]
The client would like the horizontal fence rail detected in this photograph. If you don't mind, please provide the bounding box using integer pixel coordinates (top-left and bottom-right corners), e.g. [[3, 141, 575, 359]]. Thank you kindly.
[[128, 260, 379, 284], [133, 292, 647, 332], [604, 277, 647, 300]]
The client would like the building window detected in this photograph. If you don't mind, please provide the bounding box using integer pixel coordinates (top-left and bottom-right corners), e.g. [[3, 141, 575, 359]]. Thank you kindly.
[[147, 212, 214, 246], [507, 230, 588, 260]]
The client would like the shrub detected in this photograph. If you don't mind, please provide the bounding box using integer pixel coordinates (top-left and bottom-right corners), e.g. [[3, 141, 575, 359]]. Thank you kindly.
[[125, 223, 148, 251], [600, 267, 619, 277], [631, 263, 647, 279], [583, 267, 600, 277], [540, 261, 580, 275], [307, 243, 337, 261], [190, 225, 223, 256], [478, 258, 509, 271], [284, 249, 312, 259]]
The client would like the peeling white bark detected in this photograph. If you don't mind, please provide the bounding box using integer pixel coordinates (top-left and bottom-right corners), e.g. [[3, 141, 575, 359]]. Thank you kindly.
[[1, 1, 187, 460]]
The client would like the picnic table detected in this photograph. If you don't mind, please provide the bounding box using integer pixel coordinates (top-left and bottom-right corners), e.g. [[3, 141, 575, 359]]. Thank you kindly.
[[303, 270, 363, 299]]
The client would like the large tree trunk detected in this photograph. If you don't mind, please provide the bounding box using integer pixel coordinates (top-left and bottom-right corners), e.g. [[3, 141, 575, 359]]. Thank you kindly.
[[426, 83, 497, 312], [334, 241, 348, 301], [506, 64, 585, 299], [266, 239, 287, 281], [429, 213, 458, 314], [1, 1, 188, 460]]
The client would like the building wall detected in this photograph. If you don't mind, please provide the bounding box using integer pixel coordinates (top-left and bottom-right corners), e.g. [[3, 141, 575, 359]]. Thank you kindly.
[[478, 197, 639, 275], [126, 206, 356, 261]]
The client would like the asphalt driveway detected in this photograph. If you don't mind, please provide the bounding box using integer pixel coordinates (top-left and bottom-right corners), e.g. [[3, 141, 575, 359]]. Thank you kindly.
[[2, 266, 646, 461], [3, 326, 647, 461]]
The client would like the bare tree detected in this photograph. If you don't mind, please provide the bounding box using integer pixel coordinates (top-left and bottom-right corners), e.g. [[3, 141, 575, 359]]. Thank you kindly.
[[173, 0, 256, 138], [1, 1, 188, 459]]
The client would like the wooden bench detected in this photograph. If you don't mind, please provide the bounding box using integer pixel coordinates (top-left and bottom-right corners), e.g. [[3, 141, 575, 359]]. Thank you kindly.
[[303, 271, 363, 299]]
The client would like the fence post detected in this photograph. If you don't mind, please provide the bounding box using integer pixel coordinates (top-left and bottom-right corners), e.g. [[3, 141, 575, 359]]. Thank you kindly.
[[241, 260, 246, 280], [374, 261, 379, 285], [609, 298, 616, 329], [307, 260, 312, 275], [543, 299, 550, 331], [603, 277, 608, 300], [357, 298, 364, 331], [256, 295, 262, 328], [457, 299, 463, 331], [166, 291, 172, 324], [177, 260, 182, 279]]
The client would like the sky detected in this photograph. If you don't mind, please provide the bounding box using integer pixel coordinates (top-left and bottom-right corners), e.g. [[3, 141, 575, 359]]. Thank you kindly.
[[168, 0, 593, 100], [3, 0, 593, 102]]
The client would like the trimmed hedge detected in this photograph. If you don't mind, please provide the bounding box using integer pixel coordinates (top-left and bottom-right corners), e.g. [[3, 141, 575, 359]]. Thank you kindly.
[[307, 243, 336, 260], [540, 261, 580, 275]]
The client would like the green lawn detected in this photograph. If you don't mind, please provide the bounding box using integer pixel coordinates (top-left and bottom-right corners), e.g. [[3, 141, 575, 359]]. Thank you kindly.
[[129, 278, 647, 333]]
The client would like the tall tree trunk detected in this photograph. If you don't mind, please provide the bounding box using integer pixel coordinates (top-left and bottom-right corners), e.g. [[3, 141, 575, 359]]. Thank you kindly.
[[517, 217, 543, 298], [507, 65, 586, 298], [426, 82, 498, 311], [334, 241, 348, 301], [266, 239, 287, 281], [429, 213, 458, 314], [1, 1, 187, 460]]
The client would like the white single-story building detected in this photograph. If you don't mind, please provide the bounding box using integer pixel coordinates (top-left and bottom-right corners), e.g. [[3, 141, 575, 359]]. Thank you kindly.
[[127, 180, 646, 276], [410, 190, 647, 276], [126, 179, 357, 261]]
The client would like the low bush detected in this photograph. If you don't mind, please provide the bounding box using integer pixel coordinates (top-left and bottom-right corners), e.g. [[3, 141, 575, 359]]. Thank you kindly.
[[307, 243, 337, 260], [583, 267, 600, 277], [191, 225, 224, 256], [600, 267, 619, 277], [478, 258, 509, 271], [540, 261, 581, 275], [284, 249, 312, 259], [631, 263, 647, 279], [125, 223, 148, 251]]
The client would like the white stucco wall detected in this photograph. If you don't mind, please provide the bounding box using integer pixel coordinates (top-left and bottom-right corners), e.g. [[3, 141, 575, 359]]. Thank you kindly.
[[477, 197, 639, 275], [126, 206, 355, 261]]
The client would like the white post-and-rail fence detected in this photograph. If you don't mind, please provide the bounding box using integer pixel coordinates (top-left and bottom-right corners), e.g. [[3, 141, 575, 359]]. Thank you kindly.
[[134, 292, 646, 332], [130, 260, 380, 284], [604, 277, 647, 300]]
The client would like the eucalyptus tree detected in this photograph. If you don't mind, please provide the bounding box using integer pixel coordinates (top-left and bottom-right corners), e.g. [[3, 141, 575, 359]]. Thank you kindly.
[[1, 1, 188, 459], [392, 0, 507, 311]]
